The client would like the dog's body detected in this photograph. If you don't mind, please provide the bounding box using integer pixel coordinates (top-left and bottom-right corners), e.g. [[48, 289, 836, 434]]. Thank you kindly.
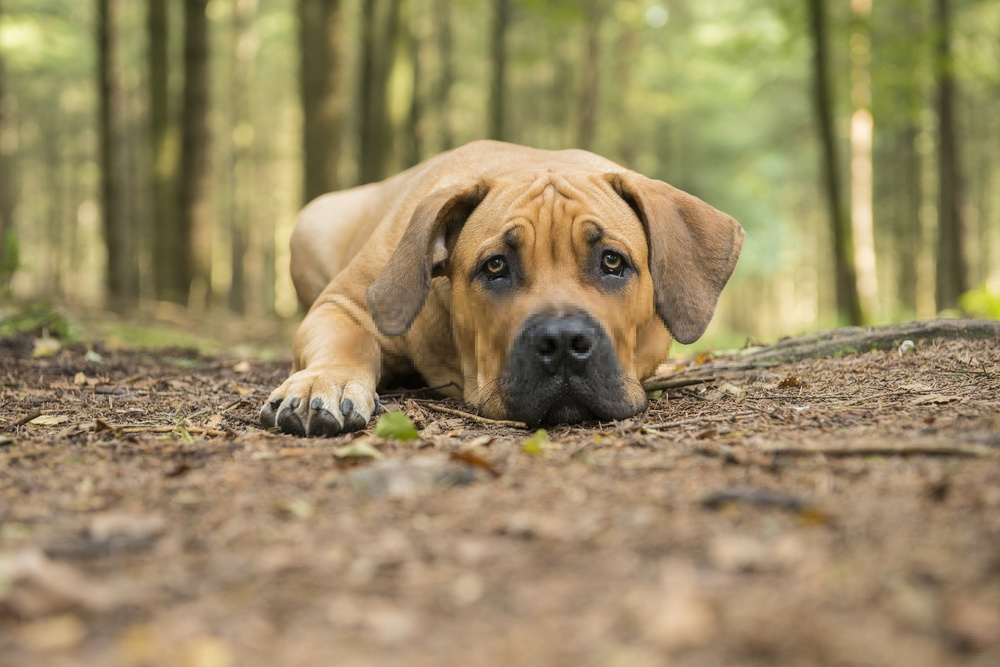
[[260, 141, 744, 436]]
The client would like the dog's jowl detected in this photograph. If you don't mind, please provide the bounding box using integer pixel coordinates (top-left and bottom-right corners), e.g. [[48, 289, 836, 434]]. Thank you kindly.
[[260, 141, 744, 436]]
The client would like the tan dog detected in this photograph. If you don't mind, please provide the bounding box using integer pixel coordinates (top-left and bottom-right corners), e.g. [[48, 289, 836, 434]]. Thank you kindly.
[[260, 141, 744, 436]]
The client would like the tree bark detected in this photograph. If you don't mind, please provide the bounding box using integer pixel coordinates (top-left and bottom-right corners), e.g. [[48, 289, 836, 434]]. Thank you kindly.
[[488, 0, 510, 141], [299, 0, 341, 203], [576, 1, 602, 151], [0, 0, 17, 292], [98, 0, 138, 310], [806, 0, 863, 325], [149, 0, 184, 304], [357, 0, 399, 185], [179, 0, 212, 308], [435, 0, 454, 152], [933, 0, 968, 311], [228, 0, 257, 314]]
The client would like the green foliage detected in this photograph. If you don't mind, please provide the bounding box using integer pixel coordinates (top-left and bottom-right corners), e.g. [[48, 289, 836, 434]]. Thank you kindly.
[[521, 429, 549, 456], [0, 301, 80, 341], [0, 230, 18, 294], [960, 284, 1000, 320], [374, 412, 419, 441]]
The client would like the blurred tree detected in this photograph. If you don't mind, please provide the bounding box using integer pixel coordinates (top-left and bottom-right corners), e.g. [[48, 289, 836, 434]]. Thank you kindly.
[[576, 0, 603, 151], [933, 0, 967, 311], [849, 0, 878, 320], [180, 0, 211, 308], [0, 0, 15, 293], [806, 0, 863, 325], [228, 0, 257, 314], [149, 0, 183, 304], [489, 0, 510, 141], [299, 0, 341, 203], [357, 0, 399, 184], [404, 1, 422, 168], [98, 0, 139, 310], [434, 0, 454, 151]]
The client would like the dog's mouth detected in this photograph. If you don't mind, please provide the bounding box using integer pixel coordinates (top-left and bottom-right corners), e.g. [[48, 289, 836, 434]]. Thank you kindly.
[[498, 311, 646, 426]]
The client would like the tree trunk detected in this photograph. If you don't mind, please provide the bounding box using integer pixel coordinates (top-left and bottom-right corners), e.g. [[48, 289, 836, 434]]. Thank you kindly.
[[576, 1, 602, 151], [229, 0, 257, 314], [357, 0, 399, 185], [299, 0, 341, 204], [0, 0, 17, 293], [98, 0, 138, 310], [806, 0, 863, 325], [849, 0, 878, 320], [149, 0, 184, 304], [933, 0, 968, 311], [488, 0, 510, 141], [405, 9, 422, 168], [435, 0, 454, 152], [179, 0, 211, 308]]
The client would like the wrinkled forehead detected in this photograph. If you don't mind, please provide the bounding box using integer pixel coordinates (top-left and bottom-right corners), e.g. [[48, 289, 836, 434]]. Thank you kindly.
[[456, 170, 648, 259]]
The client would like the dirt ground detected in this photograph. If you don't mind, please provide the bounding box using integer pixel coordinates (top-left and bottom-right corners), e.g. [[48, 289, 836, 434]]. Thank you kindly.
[[1, 324, 999, 666]]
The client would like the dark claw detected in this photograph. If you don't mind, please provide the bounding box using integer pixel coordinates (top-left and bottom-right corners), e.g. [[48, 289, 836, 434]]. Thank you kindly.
[[373, 395, 381, 416], [342, 410, 368, 432], [276, 403, 306, 437], [259, 397, 283, 428], [307, 407, 342, 438]]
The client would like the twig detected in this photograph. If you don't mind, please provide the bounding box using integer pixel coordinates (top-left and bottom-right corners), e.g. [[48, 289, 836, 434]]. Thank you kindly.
[[641, 375, 715, 391], [109, 425, 229, 437], [7, 410, 42, 430], [760, 440, 995, 458], [644, 411, 756, 430], [414, 401, 528, 429], [380, 382, 460, 398]]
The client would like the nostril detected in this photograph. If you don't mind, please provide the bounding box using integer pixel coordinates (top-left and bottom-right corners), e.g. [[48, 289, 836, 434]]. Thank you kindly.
[[569, 334, 592, 357], [536, 334, 559, 360]]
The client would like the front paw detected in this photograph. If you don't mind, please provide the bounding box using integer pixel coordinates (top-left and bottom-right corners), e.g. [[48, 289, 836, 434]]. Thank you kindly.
[[259, 367, 380, 437]]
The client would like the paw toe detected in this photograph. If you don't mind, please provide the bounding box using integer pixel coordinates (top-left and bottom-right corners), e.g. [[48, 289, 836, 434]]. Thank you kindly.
[[307, 406, 343, 438]]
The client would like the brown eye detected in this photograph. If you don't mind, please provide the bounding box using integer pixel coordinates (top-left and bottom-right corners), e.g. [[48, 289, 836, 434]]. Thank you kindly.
[[601, 251, 625, 276], [484, 256, 509, 279]]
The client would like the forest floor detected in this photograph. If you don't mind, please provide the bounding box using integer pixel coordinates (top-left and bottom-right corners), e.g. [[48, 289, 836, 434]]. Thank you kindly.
[[1, 320, 999, 666]]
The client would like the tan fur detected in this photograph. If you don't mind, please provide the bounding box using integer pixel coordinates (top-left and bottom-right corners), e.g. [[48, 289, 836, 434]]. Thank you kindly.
[[262, 141, 743, 435]]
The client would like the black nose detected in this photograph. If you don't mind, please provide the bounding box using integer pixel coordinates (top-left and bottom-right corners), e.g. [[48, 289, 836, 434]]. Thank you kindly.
[[531, 314, 598, 375]]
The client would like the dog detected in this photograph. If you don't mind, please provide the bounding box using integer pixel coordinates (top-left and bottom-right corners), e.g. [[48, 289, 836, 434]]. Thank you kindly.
[[260, 141, 744, 436]]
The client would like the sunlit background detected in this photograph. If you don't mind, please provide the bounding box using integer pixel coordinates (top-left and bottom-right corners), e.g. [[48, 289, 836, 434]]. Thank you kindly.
[[0, 0, 998, 351]]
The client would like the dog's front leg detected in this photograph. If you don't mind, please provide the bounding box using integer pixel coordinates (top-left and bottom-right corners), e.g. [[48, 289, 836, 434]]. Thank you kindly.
[[260, 297, 382, 437]]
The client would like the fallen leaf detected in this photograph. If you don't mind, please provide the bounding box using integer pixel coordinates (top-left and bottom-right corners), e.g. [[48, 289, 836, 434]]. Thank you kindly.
[[778, 375, 805, 388], [338, 454, 482, 498], [521, 429, 549, 456], [0, 434, 14, 447], [84, 350, 102, 363], [232, 360, 251, 373], [911, 394, 961, 406], [29, 414, 70, 426], [450, 450, 502, 477], [73, 372, 87, 385], [692, 351, 714, 365], [18, 614, 87, 651], [373, 412, 419, 441], [32, 337, 61, 358], [336, 441, 384, 460]]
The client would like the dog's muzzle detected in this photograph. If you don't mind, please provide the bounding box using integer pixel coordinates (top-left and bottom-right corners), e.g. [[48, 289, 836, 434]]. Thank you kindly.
[[501, 311, 644, 426]]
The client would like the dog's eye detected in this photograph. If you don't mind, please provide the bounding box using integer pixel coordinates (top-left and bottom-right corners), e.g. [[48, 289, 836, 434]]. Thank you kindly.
[[483, 255, 509, 280], [601, 251, 626, 276]]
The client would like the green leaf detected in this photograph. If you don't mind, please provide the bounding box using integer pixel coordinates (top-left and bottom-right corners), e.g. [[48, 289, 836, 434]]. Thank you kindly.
[[373, 412, 419, 441], [521, 429, 549, 456], [335, 441, 384, 460], [646, 389, 663, 400]]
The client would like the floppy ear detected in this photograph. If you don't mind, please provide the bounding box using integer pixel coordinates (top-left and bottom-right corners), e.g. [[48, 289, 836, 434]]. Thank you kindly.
[[366, 182, 490, 336], [607, 172, 744, 344]]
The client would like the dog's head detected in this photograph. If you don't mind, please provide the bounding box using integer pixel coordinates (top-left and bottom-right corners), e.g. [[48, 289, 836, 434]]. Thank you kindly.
[[367, 168, 744, 425]]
